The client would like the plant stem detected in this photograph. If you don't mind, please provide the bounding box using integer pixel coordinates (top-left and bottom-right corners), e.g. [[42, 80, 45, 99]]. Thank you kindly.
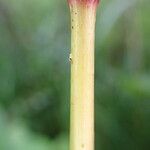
[[68, 1, 99, 150]]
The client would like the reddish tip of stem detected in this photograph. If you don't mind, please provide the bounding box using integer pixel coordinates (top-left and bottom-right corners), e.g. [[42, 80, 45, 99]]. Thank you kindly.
[[68, 0, 100, 6]]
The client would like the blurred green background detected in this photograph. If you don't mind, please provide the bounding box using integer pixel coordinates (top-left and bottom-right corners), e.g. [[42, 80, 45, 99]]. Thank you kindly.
[[0, 0, 149, 149]]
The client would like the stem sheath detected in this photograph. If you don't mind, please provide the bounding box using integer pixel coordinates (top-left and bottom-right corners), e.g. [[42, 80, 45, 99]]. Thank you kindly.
[[69, 2, 98, 150]]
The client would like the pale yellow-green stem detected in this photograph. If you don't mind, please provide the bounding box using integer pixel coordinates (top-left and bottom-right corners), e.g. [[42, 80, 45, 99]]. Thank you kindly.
[[68, 1, 99, 150]]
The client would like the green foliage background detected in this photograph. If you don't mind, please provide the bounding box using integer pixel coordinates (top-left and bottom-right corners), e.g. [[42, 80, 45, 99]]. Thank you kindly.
[[0, 0, 149, 149]]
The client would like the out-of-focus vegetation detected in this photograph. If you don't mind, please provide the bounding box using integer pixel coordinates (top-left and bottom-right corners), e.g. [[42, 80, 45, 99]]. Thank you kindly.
[[0, 0, 149, 149]]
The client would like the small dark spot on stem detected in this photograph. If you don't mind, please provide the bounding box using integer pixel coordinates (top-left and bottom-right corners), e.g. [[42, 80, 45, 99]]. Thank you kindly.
[[81, 144, 85, 148]]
